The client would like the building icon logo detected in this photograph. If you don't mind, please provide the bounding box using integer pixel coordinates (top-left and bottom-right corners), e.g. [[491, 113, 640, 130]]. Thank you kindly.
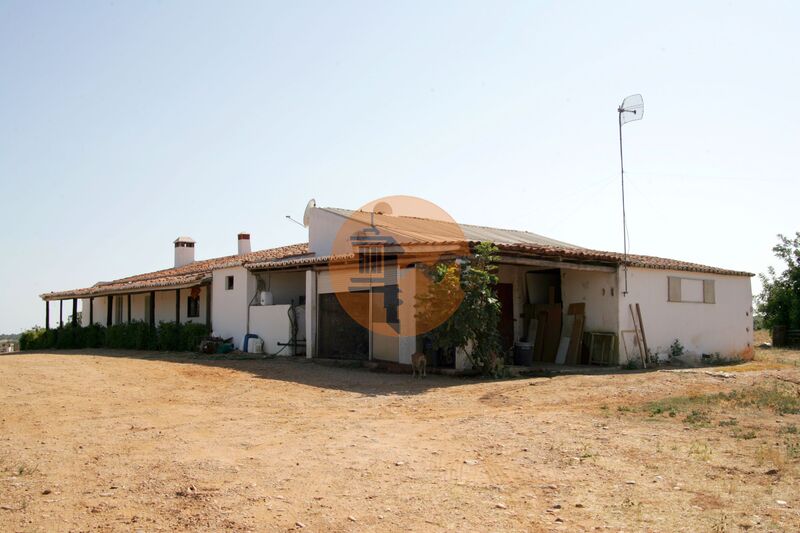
[[329, 195, 468, 338]]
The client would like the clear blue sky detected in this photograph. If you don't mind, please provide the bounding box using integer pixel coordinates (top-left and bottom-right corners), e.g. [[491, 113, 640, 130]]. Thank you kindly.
[[1, 1, 798, 333]]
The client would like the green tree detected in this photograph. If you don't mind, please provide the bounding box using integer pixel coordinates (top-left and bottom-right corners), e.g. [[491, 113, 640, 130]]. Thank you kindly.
[[757, 232, 800, 330], [417, 242, 502, 375]]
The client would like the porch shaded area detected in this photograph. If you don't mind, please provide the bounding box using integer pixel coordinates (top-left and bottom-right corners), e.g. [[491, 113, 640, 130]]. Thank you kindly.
[[41, 279, 211, 330]]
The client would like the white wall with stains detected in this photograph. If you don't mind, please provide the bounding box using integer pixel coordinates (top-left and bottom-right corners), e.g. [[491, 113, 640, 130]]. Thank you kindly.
[[618, 267, 753, 363]]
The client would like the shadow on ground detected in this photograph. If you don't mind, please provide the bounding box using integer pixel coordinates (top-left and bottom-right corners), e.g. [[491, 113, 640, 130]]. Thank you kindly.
[[7, 349, 472, 396], [4, 348, 724, 396]]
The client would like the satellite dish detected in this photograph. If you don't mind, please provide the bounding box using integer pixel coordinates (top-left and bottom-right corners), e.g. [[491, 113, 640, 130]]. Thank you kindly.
[[302, 198, 316, 227], [618, 94, 644, 125], [616, 94, 645, 297]]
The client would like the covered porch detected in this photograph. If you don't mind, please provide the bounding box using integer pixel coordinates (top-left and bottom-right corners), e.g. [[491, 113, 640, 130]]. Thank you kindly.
[[494, 254, 621, 368], [41, 278, 212, 331]]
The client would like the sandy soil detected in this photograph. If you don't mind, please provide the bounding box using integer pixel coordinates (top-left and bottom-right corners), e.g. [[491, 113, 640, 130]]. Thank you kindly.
[[1, 349, 799, 532]]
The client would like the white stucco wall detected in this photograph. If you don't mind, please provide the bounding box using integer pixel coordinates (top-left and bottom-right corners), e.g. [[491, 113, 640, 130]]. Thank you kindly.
[[619, 267, 753, 362], [81, 287, 208, 327], [308, 207, 348, 256], [154, 291, 175, 324], [252, 271, 306, 305], [212, 266, 256, 348], [182, 287, 208, 325], [80, 298, 92, 326], [80, 296, 115, 326], [250, 304, 292, 355], [130, 293, 147, 323], [305, 270, 317, 358], [561, 269, 619, 333], [397, 266, 417, 365]]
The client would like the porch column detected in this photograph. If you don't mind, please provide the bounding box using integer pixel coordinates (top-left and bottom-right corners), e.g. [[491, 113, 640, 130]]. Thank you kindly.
[[205, 285, 212, 331], [175, 289, 180, 324], [106, 295, 112, 326], [72, 298, 78, 326], [398, 265, 417, 365], [127, 294, 131, 324], [59, 300, 63, 329], [45, 301, 50, 330], [149, 290, 156, 328], [305, 270, 317, 359], [89, 297, 94, 325]]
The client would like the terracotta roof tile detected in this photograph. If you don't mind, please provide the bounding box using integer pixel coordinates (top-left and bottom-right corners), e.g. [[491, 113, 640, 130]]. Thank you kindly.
[[492, 242, 752, 276], [41, 243, 309, 300], [247, 240, 751, 277]]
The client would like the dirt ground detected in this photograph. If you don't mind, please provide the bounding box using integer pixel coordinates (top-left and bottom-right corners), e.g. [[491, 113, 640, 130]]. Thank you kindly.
[[1, 344, 799, 532]]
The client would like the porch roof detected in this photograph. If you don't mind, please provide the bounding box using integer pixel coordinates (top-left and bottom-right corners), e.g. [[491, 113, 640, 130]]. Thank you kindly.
[[40, 243, 310, 301]]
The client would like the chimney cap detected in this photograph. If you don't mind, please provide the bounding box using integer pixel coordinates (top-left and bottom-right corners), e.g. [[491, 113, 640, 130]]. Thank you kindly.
[[237, 232, 251, 240], [174, 236, 195, 247]]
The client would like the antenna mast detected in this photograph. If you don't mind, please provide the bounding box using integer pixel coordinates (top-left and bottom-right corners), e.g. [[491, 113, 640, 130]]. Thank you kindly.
[[617, 94, 644, 296]]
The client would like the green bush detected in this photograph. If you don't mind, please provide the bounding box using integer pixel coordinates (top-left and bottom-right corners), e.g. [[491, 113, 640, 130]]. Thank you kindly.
[[179, 322, 209, 352], [19, 327, 55, 350], [17, 321, 208, 352], [157, 321, 181, 351]]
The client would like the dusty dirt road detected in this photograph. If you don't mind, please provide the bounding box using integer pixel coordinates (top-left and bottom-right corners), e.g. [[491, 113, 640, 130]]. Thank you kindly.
[[1, 350, 799, 532]]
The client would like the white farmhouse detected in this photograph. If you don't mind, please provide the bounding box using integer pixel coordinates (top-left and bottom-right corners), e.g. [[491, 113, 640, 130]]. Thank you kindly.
[[41, 200, 754, 368]]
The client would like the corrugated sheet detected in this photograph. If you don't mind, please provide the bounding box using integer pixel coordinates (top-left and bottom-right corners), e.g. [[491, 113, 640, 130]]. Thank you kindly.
[[321, 207, 579, 249]]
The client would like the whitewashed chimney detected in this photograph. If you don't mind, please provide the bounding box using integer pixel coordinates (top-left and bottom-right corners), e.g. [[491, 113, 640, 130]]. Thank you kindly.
[[238, 232, 251, 255], [174, 236, 195, 267]]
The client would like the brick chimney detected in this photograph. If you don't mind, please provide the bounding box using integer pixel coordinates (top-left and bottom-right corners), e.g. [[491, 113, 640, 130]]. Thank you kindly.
[[238, 232, 251, 255], [174, 236, 195, 267]]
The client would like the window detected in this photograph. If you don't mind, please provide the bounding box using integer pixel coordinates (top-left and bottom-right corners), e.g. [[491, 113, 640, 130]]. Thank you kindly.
[[668, 276, 715, 303], [115, 296, 123, 324], [225, 276, 234, 290], [187, 296, 199, 318]]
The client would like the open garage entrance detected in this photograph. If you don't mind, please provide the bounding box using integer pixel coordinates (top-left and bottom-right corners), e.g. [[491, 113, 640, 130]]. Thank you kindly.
[[317, 292, 369, 360]]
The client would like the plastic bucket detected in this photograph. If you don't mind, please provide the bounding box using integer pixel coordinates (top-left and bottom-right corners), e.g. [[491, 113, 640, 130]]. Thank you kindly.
[[514, 342, 534, 366]]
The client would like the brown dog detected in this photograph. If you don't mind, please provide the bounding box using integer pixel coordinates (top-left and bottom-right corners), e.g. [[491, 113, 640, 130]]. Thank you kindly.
[[411, 352, 427, 378]]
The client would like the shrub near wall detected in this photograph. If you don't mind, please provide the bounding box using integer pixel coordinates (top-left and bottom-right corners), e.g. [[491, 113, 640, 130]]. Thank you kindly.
[[19, 321, 209, 352]]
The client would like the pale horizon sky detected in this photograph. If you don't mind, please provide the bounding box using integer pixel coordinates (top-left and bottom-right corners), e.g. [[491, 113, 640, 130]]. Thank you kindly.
[[1, 1, 798, 333]]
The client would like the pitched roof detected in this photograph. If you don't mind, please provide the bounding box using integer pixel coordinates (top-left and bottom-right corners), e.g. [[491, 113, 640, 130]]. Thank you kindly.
[[316, 207, 751, 276], [492, 242, 753, 276], [41, 207, 751, 301], [245, 240, 751, 277], [320, 207, 579, 248], [40, 243, 310, 300]]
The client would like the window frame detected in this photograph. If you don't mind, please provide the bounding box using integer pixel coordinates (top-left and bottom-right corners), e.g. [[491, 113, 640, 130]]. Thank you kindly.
[[668, 276, 715, 304], [187, 296, 200, 318]]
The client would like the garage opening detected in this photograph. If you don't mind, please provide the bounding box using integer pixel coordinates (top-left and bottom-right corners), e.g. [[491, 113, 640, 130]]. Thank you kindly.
[[317, 291, 369, 360]]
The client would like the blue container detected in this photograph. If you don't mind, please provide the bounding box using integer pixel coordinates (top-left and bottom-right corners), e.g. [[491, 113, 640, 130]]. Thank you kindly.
[[243, 333, 258, 352]]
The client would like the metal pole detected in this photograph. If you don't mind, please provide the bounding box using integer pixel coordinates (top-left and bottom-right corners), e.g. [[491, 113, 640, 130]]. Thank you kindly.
[[618, 110, 628, 296]]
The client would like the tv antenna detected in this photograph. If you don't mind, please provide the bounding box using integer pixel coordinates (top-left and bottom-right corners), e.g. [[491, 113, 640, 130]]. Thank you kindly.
[[617, 94, 644, 296], [285, 215, 305, 228]]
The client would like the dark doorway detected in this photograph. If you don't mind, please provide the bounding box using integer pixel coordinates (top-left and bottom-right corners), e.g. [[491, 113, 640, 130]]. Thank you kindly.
[[317, 292, 369, 359]]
